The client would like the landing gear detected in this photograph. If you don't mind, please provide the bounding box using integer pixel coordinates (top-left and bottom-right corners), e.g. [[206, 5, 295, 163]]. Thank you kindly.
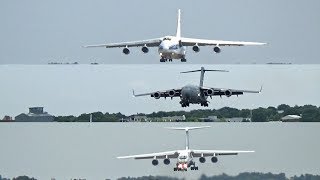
[[190, 166, 198, 170], [200, 102, 209, 107], [181, 58, 187, 62], [173, 167, 188, 171], [160, 58, 166, 62], [160, 58, 173, 62], [190, 162, 199, 171], [180, 101, 189, 107]]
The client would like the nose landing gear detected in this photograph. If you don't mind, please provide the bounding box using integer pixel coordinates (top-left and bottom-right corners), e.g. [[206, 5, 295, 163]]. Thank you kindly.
[[159, 58, 173, 62]]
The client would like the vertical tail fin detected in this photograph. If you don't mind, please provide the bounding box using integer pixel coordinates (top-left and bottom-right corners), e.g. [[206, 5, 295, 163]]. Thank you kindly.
[[176, 9, 181, 38], [165, 126, 210, 150], [180, 67, 228, 87]]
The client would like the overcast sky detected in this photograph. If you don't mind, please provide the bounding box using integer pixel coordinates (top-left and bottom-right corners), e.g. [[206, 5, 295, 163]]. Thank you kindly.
[[0, 0, 320, 64]]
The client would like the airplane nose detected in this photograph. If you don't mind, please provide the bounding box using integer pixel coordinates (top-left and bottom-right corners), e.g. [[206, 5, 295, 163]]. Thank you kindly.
[[159, 43, 169, 50]]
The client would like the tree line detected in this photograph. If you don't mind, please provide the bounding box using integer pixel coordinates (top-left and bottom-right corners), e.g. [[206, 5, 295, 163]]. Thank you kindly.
[[53, 104, 320, 122], [117, 173, 320, 180], [1, 173, 319, 180]]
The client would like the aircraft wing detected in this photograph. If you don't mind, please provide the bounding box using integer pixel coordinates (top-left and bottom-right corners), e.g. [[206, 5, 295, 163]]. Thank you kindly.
[[180, 37, 266, 46], [117, 150, 179, 160], [201, 86, 262, 97], [191, 150, 254, 157], [132, 88, 182, 98], [84, 38, 162, 48]]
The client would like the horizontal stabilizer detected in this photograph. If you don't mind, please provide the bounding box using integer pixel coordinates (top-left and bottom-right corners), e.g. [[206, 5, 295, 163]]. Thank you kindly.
[[165, 126, 210, 131], [181, 69, 228, 73]]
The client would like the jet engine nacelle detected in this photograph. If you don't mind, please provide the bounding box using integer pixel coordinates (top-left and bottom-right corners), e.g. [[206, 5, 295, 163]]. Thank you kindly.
[[213, 46, 221, 53], [152, 159, 159, 166], [211, 156, 218, 163], [122, 47, 130, 55], [168, 90, 176, 97], [164, 158, 170, 165], [199, 157, 206, 163], [153, 92, 161, 99], [225, 89, 232, 97], [142, 46, 149, 53], [192, 45, 200, 52], [206, 89, 214, 96]]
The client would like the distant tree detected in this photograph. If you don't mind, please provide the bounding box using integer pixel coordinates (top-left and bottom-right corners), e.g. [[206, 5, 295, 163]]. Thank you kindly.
[[301, 107, 320, 122], [277, 104, 290, 111], [13, 176, 36, 180], [252, 108, 267, 122], [239, 109, 251, 118]]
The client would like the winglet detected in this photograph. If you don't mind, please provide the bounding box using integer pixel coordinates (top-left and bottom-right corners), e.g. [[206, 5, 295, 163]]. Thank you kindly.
[[132, 89, 136, 97], [259, 85, 263, 93]]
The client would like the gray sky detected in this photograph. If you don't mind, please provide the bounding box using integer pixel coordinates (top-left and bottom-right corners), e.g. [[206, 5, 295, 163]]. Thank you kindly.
[[1, 0, 320, 64]]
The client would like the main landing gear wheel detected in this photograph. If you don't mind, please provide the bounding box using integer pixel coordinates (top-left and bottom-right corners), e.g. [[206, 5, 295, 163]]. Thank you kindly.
[[169, 59, 173, 62], [160, 58, 166, 62], [181, 58, 187, 62], [190, 166, 199, 170], [181, 102, 190, 107], [201, 102, 209, 107]]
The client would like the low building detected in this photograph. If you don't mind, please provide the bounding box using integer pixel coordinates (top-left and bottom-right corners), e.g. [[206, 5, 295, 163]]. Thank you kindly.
[[226, 117, 245, 122], [120, 115, 149, 122], [199, 116, 221, 122], [161, 115, 186, 122], [15, 107, 54, 122], [1, 115, 13, 122], [281, 115, 301, 122]]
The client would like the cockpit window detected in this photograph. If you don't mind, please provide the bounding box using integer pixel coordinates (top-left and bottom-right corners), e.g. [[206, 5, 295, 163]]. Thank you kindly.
[[163, 37, 171, 41], [179, 156, 187, 159], [169, 45, 178, 50]]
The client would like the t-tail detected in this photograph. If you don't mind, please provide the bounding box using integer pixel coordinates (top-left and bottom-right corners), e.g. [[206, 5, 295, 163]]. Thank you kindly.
[[176, 9, 181, 38], [181, 67, 228, 87], [166, 126, 210, 150]]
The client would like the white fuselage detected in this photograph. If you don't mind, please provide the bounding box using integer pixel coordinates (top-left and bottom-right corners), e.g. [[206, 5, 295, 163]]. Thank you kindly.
[[158, 36, 186, 59], [176, 150, 193, 171]]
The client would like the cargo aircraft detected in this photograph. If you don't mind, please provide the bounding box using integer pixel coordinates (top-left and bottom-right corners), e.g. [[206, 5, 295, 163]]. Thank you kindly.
[[118, 126, 254, 171], [133, 67, 262, 107], [84, 9, 266, 62]]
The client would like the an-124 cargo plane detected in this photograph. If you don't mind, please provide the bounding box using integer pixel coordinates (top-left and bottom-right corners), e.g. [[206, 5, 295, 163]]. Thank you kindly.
[[118, 126, 254, 171], [84, 9, 266, 62], [133, 67, 262, 107]]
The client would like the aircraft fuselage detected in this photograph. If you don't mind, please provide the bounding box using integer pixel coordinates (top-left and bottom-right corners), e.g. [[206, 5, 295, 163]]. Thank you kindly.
[[158, 36, 186, 61], [175, 150, 194, 171], [180, 85, 208, 107]]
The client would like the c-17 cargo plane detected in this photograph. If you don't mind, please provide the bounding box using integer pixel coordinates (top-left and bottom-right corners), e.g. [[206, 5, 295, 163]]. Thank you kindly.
[[84, 9, 266, 62], [133, 67, 262, 107], [118, 126, 254, 171]]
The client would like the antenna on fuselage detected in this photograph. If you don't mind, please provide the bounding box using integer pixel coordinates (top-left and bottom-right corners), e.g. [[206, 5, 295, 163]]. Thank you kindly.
[[180, 67, 228, 87], [165, 126, 211, 150]]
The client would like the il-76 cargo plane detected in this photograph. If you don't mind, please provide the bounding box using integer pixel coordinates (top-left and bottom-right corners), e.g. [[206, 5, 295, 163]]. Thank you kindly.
[[85, 9, 266, 62], [118, 126, 254, 171]]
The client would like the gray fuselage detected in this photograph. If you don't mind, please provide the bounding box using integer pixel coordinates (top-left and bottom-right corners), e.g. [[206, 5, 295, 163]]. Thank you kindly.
[[180, 85, 207, 105]]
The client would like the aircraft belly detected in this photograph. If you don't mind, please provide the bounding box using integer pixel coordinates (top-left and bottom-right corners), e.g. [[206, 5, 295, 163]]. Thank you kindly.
[[158, 47, 186, 59], [181, 86, 202, 104]]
